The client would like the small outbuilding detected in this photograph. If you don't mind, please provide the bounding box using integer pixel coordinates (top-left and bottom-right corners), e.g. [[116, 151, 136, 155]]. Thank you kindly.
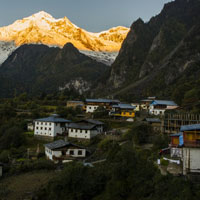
[[44, 140, 87, 163]]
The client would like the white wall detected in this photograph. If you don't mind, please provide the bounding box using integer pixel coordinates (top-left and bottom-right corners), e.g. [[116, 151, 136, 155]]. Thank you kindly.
[[171, 148, 182, 158], [149, 106, 165, 115], [86, 105, 99, 113], [183, 148, 200, 175], [68, 128, 99, 139], [34, 121, 68, 137], [45, 147, 86, 161]]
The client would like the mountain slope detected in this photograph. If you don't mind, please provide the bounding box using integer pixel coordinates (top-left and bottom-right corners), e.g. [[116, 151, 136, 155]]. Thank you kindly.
[[100, 0, 200, 107], [0, 43, 108, 97], [0, 11, 129, 52], [0, 41, 17, 64]]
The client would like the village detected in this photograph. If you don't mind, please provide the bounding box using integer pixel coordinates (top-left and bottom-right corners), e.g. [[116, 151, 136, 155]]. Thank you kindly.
[[21, 97, 200, 178], [0, 95, 200, 199]]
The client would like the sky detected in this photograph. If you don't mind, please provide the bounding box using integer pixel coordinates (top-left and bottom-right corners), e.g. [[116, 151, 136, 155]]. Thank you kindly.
[[0, 0, 172, 32]]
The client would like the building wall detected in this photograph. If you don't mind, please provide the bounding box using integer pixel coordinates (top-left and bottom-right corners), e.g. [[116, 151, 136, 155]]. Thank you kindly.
[[66, 149, 86, 157], [183, 148, 200, 175], [34, 121, 67, 137], [149, 106, 165, 115], [68, 128, 99, 139], [171, 148, 182, 158], [86, 105, 99, 113], [45, 147, 86, 161], [27, 123, 34, 131]]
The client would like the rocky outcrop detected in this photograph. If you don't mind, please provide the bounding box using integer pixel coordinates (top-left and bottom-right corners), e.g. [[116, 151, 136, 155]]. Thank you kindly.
[[0, 43, 108, 97], [102, 0, 200, 101]]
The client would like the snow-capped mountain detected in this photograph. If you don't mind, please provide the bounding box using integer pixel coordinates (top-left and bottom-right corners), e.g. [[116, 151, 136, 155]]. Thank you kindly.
[[0, 11, 129, 52], [0, 41, 17, 65], [80, 50, 119, 66]]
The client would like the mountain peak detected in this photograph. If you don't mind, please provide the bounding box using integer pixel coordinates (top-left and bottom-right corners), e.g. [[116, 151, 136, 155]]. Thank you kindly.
[[30, 11, 55, 20], [0, 12, 129, 52]]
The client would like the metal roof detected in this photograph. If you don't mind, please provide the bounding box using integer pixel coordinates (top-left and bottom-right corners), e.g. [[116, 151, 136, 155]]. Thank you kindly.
[[44, 140, 70, 150], [68, 123, 97, 130], [180, 124, 200, 131], [86, 98, 120, 103], [170, 132, 183, 137], [78, 119, 104, 125], [36, 114, 71, 123], [145, 118, 161, 123], [113, 103, 136, 109], [151, 100, 177, 106], [44, 140, 85, 150]]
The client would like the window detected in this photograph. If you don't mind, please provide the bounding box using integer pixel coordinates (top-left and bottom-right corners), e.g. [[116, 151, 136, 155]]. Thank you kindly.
[[41, 127, 43, 130], [69, 150, 74, 155], [45, 127, 47, 130], [37, 122, 39, 125], [80, 130, 82, 133], [89, 107, 91, 109], [78, 150, 82, 155], [76, 129, 77, 133], [45, 123, 47, 125], [41, 122, 43, 125], [85, 130, 87, 133], [49, 128, 51, 131], [49, 123, 51, 126], [36, 127, 38, 130]]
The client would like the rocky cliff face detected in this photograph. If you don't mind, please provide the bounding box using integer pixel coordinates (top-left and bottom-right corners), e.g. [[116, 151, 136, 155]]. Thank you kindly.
[[103, 0, 200, 103], [0, 43, 108, 97]]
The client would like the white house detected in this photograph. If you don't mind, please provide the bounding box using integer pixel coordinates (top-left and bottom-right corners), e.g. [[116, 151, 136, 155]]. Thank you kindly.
[[77, 119, 104, 133], [44, 140, 87, 163], [149, 100, 178, 115], [68, 119, 104, 139], [85, 99, 120, 113], [34, 114, 71, 138]]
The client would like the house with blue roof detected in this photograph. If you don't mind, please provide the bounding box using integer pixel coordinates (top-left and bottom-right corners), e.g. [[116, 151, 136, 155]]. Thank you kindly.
[[180, 123, 200, 175], [34, 114, 71, 138], [149, 100, 178, 115], [110, 103, 136, 118]]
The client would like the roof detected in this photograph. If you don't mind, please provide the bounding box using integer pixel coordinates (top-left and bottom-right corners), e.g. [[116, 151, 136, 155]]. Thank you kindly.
[[170, 132, 183, 137], [141, 99, 154, 102], [151, 100, 177, 106], [180, 124, 200, 132], [86, 98, 120, 103], [36, 114, 71, 123], [113, 103, 136, 110], [78, 119, 104, 125], [44, 140, 70, 150], [68, 123, 97, 130], [145, 118, 161, 123], [44, 140, 85, 150]]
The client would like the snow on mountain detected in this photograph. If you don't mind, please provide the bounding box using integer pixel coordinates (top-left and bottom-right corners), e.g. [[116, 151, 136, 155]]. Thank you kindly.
[[80, 50, 118, 66], [0, 11, 129, 52], [0, 41, 17, 65]]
